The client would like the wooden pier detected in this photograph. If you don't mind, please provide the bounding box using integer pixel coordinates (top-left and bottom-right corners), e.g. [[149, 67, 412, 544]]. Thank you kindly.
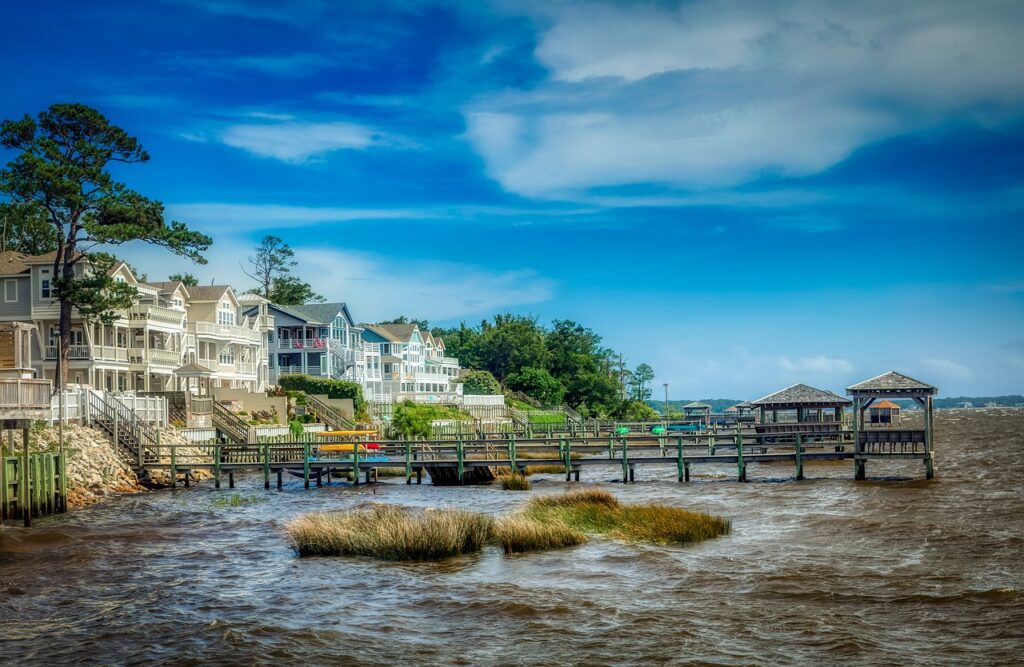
[[143, 426, 935, 489]]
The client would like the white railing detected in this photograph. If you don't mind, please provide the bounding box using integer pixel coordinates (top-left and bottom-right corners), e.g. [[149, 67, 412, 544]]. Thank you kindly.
[[45, 344, 91, 360], [49, 389, 84, 422], [393, 392, 463, 405], [178, 427, 218, 443], [252, 423, 326, 439], [128, 348, 182, 366], [127, 305, 186, 327], [94, 345, 129, 362], [463, 394, 506, 406], [190, 321, 262, 344], [111, 392, 169, 427]]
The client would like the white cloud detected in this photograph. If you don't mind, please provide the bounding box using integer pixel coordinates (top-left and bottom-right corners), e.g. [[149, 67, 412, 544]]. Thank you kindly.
[[115, 240, 554, 322], [218, 120, 380, 162], [465, 1, 1024, 198], [778, 355, 854, 374], [921, 358, 971, 380], [165, 203, 431, 230]]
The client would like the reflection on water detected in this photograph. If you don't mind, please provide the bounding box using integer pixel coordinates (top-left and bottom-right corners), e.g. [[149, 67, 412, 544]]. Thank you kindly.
[[2, 410, 1023, 665]]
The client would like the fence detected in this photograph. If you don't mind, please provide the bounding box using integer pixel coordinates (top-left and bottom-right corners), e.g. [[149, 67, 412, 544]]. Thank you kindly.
[[463, 394, 506, 406], [41, 389, 169, 427], [1, 451, 67, 522]]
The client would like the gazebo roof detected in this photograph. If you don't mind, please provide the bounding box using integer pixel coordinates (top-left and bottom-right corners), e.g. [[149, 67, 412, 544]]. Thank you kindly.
[[174, 362, 215, 377], [751, 383, 852, 408], [847, 371, 937, 397], [682, 401, 711, 410], [871, 400, 900, 410]]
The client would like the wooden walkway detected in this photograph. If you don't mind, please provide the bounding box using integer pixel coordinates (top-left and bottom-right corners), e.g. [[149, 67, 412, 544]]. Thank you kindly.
[[145, 428, 934, 488]]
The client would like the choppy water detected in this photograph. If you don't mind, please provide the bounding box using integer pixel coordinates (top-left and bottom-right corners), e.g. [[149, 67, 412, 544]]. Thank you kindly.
[[2, 410, 1023, 665]]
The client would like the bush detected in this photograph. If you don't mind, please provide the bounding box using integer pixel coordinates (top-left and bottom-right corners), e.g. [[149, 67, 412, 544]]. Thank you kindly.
[[614, 400, 661, 421], [460, 369, 501, 395], [505, 367, 565, 407], [276, 374, 364, 414], [392, 402, 471, 438]]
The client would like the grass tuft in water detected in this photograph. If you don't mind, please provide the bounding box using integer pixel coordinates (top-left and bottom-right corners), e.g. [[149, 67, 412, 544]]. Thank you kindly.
[[498, 473, 532, 491], [492, 516, 587, 553], [523, 489, 730, 544], [212, 493, 267, 508], [284, 504, 493, 561]]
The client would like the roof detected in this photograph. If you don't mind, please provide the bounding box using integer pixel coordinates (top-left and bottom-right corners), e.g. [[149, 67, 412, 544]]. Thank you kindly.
[[174, 362, 215, 376], [381, 354, 402, 364], [847, 371, 937, 395], [870, 400, 900, 410], [0, 251, 30, 276], [373, 323, 419, 342], [724, 406, 738, 412], [683, 401, 711, 410], [735, 401, 753, 409], [187, 285, 232, 301], [269, 302, 352, 326], [751, 383, 852, 407], [145, 280, 189, 297]]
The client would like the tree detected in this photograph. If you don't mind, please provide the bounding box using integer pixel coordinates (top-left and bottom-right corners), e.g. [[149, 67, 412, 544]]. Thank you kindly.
[[505, 367, 565, 407], [0, 104, 211, 389], [168, 272, 199, 286], [0, 200, 57, 255], [243, 235, 293, 298], [631, 363, 655, 401], [431, 322, 481, 369], [460, 369, 501, 395], [382, 315, 429, 330], [474, 313, 549, 381], [615, 400, 660, 421], [268, 274, 324, 305]]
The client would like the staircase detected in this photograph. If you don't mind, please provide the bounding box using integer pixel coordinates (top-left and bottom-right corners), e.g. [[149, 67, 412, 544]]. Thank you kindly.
[[86, 390, 161, 467], [507, 405, 530, 432], [305, 393, 356, 430], [562, 404, 584, 428], [212, 402, 250, 443]]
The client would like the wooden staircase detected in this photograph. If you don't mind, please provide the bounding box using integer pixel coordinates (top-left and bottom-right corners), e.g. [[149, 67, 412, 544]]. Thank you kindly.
[[86, 390, 161, 467], [212, 401, 250, 443], [304, 393, 356, 430]]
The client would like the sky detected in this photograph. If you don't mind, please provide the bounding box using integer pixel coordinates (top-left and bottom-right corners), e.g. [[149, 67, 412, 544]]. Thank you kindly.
[[2, 0, 1023, 399]]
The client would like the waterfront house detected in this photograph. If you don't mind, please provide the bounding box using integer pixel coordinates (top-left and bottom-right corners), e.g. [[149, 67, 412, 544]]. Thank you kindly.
[[360, 323, 460, 402], [251, 302, 359, 386]]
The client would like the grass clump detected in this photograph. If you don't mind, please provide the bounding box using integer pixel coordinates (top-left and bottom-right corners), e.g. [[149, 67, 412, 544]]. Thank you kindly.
[[284, 504, 493, 561], [492, 516, 587, 554], [498, 473, 532, 491], [523, 489, 730, 544], [212, 493, 267, 508]]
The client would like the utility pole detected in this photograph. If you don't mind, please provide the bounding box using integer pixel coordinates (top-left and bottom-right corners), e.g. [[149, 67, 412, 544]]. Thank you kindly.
[[663, 383, 669, 416]]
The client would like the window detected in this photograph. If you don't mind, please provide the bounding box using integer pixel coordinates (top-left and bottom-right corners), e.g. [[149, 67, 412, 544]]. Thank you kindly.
[[3, 279, 16, 302], [219, 346, 234, 365], [217, 301, 235, 326], [40, 269, 51, 299]]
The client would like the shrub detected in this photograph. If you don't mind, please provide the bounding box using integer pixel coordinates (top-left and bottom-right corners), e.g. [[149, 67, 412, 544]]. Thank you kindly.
[[392, 402, 472, 438], [492, 516, 587, 554], [614, 400, 661, 421], [285, 504, 494, 560], [460, 370, 501, 395], [498, 473, 531, 491], [276, 374, 364, 414], [505, 367, 566, 407]]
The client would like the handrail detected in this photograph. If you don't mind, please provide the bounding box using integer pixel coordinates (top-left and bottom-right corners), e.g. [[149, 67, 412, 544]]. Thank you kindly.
[[304, 394, 356, 430], [87, 390, 162, 463], [212, 402, 250, 444]]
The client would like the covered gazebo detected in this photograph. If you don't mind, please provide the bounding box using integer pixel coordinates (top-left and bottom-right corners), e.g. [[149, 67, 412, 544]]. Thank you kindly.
[[846, 371, 937, 479], [867, 400, 901, 426], [751, 384, 851, 434], [174, 362, 215, 396], [681, 401, 711, 426]]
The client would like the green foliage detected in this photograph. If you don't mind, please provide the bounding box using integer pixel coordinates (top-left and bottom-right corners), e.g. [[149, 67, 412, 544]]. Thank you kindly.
[[475, 314, 550, 381], [275, 374, 364, 414], [244, 234, 322, 304], [460, 369, 501, 395], [0, 200, 57, 254], [505, 367, 565, 406], [212, 493, 266, 508], [381, 315, 429, 330], [0, 103, 211, 388], [629, 363, 655, 401], [288, 420, 305, 438], [615, 400, 661, 421], [269, 274, 324, 304], [168, 272, 199, 286], [392, 401, 471, 438]]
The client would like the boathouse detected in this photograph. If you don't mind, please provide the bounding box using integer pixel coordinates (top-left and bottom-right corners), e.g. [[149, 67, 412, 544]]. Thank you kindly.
[[867, 400, 901, 426], [846, 371, 937, 479], [750, 383, 851, 434]]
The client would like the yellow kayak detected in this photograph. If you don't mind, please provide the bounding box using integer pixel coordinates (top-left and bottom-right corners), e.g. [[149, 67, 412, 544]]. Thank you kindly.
[[319, 443, 373, 453], [318, 430, 378, 436]]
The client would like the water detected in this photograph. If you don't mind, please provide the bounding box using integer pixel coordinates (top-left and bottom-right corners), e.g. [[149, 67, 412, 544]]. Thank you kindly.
[[2, 410, 1023, 665]]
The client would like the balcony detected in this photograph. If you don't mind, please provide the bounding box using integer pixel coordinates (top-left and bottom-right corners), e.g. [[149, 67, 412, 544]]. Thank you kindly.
[[128, 348, 182, 366], [44, 344, 91, 360], [190, 321, 262, 344], [94, 345, 129, 362], [0, 378, 52, 419], [127, 305, 186, 328]]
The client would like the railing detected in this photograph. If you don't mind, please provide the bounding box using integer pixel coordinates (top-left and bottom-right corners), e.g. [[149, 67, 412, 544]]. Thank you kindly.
[[508, 390, 542, 408], [212, 402, 250, 444], [463, 394, 506, 407], [0, 378, 52, 409], [128, 348, 182, 366], [44, 344, 91, 360], [86, 390, 162, 465], [127, 305, 186, 327], [191, 396, 213, 415], [94, 345, 129, 362], [393, 392, 463, 405], [49, 389, 83, 423], [304, 393, 356, 430], [190, 321, 262, 344], [114, 394, 168, 426], [253, 423, 326, 440], [274, 337, 328, 350]]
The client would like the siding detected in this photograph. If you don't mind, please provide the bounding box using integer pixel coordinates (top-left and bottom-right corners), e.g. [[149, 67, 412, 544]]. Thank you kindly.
[[0, 276, 31, 317]]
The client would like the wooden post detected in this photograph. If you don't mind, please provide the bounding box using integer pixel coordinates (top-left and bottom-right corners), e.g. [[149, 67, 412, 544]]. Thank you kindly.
[[795, 433, 804, 481], [22, 427, 30, 527], [736, 431, 745, 482], [170, 443, 177, 489], [853, 397, 865, 480], [263, 443, 270, 489], [214, 442, 221, 489], [405, 441, 412, 485], [676, 435, 684, 482], [456, 437, 464, 484], [924, 395, 934, 480], [620, 436, 629, 483], [352, 439, 360, 486], [563, 438, 571, 481], [277, 469, 283, 489], [303, 440, 310, 489], [229, 471, 235, 489]]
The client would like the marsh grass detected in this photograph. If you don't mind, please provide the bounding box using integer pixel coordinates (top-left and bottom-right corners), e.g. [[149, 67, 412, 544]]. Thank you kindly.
[[523, 489, 730, 544], [375, 467, 409, 477], [284, 505, 493, 560], [212, 493, 267, 508], [498, 473, 531, 491], [492, 516, 587, 553]]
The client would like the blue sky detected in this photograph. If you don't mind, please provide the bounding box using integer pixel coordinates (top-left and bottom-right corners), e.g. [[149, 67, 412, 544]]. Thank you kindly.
[[2, 0, 1023, 398]]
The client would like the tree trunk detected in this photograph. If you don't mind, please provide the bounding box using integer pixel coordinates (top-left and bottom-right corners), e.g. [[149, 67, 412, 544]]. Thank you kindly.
[[57, 299, 72, 391]]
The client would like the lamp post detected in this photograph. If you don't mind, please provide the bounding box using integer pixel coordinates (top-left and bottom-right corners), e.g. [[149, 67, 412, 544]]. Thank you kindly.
[[663, 383, 669, 417]]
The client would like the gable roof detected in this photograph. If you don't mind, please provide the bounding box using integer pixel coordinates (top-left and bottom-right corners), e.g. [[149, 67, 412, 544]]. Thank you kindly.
[[871, 400, 900, 409], [146, 280, 190, 296], [266, 302, 352, 326], [0, 251, 30, 276], [847, 371, 937, 395], [369, 323, 419, 342], [683, 401, 711, 409], [751, 383, 852, 407], [187, 285, 232, 302]]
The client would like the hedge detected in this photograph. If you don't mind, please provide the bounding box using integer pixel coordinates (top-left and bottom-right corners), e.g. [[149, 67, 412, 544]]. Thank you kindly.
[[276, 374, 365, 414]]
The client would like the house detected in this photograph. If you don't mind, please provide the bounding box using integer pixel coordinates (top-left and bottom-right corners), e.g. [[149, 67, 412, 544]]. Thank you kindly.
[[0, 251, 269, 393], [360, 323, 460, 402], [248, 302, 358, 386]]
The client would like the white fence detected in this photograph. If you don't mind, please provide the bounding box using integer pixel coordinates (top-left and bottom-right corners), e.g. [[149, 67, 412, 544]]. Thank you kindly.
[[463, 394, 506, 406], [252, 423, 326, 439], [46, 388, 168, 427]]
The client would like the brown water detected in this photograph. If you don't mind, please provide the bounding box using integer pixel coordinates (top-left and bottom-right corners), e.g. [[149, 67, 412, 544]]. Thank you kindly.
[[2, 410, 1023, 665]]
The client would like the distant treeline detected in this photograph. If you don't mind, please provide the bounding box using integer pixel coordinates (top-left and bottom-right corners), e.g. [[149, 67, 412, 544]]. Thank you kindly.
[[897, 396, 1024, 409], [647, 399, 744, 413]]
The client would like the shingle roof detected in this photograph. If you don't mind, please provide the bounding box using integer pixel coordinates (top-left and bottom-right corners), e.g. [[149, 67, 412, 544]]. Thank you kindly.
[[174, 362, 215, 376], [751, 383, 852, 407], [847, 371, 936, 394], [381, 354, 402, 363], [373, 323, 418, 342], [145, 280, 189, 296], [683, 401, 711, 410], [871, 400, 900, 409], [187, 285, 232, 301], [0, 251, 30, 275], [288, 303, 351, 326]]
